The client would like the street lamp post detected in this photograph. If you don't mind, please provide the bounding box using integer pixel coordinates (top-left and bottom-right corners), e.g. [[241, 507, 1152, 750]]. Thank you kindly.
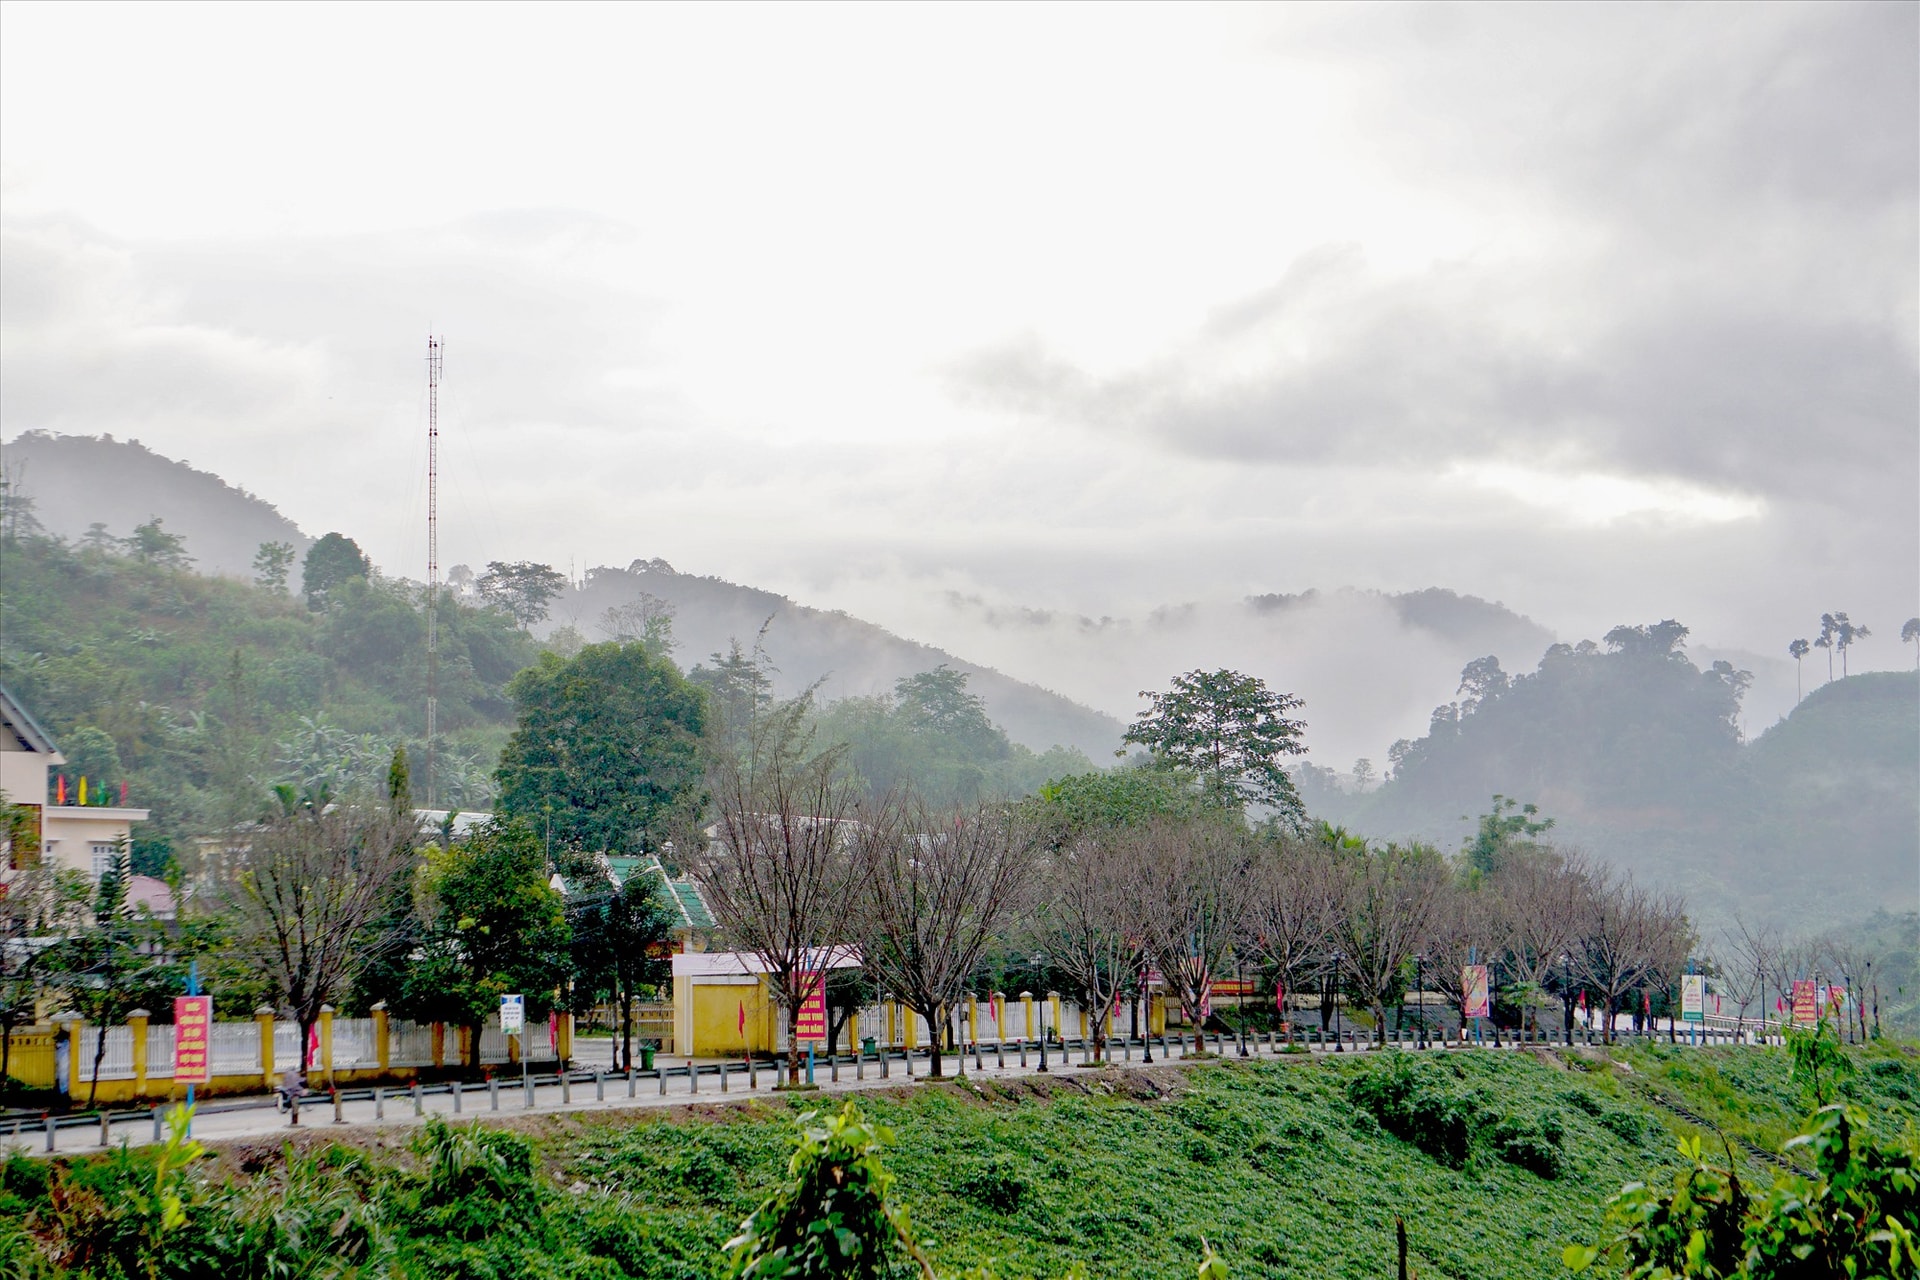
[[1139, 956, 1154, 1064], [1330, 951, 1344, 1052], [1560, 951, 1575, 1044], [1236, 954, 1250, 1057], [1413, 954, 1426, 1049], [1030, 953, 1049, 1073]]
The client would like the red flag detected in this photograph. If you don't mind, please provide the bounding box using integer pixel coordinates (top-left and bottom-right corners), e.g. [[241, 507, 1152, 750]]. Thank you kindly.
[[120, 781, 129, 805], [1577, 991, 1587, 1011], [737, 1001, 746, 1035], [56, 775, 66, 805], [1643, 992, 1651, 1015], [1275, 984, 1286, 1013]]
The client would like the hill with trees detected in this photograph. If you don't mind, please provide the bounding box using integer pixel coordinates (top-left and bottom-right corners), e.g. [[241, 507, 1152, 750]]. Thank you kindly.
[[1298, 624, 1919, 930]]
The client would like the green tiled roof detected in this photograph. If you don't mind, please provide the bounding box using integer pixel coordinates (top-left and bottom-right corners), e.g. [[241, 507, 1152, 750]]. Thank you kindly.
[[604, 854, 714, 931]]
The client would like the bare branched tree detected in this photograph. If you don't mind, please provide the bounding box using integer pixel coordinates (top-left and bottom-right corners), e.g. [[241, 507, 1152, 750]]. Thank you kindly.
[[1716, 914, 1780, 1039], [222, 791, 419, 1080], [1242, 835, 1332, 1025], [1487, 846, 1594, 1035], [1030, 831, 1142, 1061], [850, 795, 1034, 1077], [1129, 817, 1259, 1041], [1569, 866, 1693, 1043], [1325, 840, 1451, 1045], [692, 699, 868, 1085]]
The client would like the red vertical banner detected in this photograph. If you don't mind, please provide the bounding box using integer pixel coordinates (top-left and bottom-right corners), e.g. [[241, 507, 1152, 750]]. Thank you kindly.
[[173, 996, 212, 1085], [1462, 965, 1491, 1019], [795, 971, 827, 1042], [1791, 979, 1817, 1026]]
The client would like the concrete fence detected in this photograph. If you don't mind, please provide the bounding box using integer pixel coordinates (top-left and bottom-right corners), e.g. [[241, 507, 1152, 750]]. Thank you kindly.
[[4, 1003, 575, 1104]]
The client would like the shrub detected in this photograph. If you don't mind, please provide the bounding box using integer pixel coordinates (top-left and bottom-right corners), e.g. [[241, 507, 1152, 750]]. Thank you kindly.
[[954, 1157, 1029, 1213], [1347, 1054, 1474, 1167], [1491, 1116, 1565, 1180]]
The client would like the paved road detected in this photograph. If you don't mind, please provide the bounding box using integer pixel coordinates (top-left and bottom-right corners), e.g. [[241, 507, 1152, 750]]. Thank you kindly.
[[2, 1026, 1754, 1158]]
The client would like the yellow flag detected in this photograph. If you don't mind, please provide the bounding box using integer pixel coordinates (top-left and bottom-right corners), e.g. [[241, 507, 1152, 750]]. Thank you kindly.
[[78, 776, 88, 806]]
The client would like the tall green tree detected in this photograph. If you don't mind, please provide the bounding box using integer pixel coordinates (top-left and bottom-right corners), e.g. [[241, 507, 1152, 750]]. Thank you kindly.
[[495, 642, 709, 856], [252, 540, 295, 592], [1904, 617, 1920, 670], [394, 818, 571, 1068], [689, 636, 777, 753], [126, 516, 192, 569], [1788, 637, 1811, 702], [301, 532, 371, 608], [1463, 794, 1555, 875], [565, 872, 676, 1070], [1122, 668, 1308, 827], [477, 561, 568, 628]]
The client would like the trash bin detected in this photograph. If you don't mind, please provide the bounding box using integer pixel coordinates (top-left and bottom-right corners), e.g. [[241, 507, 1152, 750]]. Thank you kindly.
[[639, 1045, 656, 1071], [861, 1037, 877, 1056]]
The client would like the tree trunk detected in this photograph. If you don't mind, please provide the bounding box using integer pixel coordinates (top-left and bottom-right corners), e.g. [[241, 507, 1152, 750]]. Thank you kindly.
[[2, 1020, 13, 1087], [88, 1023, 107, 1107], [925, 1002, 945, 1077], [296, 1014, 316, 1082], [468, 1022, 482, 1070], [786, 1002, 802, 1085]]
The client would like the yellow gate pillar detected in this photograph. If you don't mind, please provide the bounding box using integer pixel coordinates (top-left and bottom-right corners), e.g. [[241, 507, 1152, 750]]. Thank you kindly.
[[318, 1005, 335, 1084], [256, 1005, 277, 1088], [128, 1009, 150, 1098]]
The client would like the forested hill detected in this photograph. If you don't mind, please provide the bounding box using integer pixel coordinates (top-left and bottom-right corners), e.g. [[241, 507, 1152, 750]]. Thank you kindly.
[[2, 431, 309, 577], [1299, 630, 1919, 930], [547, 562, 1125, 761]]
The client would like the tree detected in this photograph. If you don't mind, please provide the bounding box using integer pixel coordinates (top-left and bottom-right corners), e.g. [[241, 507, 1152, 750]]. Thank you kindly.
[[220, 774, 418, 1082], [477, 561, 567, 628], [1570, 865, 1693, 1044], [593, 593, 677, 657], [494, 642, 708, 857], [126, 516, 192, 569], [253, 541, 295, 592], [1788, 637, 1811, 702], [893, 666, 1008, 762], [691, 699, 869, 1085], [1122, 669, 1308, 827], [849, 796, 1032, 1077], [1462, 794, 1554, 876], [1486, 846, 1593, 1036], [1324, 839, 1451, 1046], [1129, 817, 1259, 1040], [1835, 615, 1870, 678], [301, 532, 371, 608], [395, 818, 571, 1068], [565, 870, 676, 1071], [1243, 834, 1333, 1029], [1030, 830, 1142, 1064], [1904, 617, 1920, 670], [689, 633, 778, 755], [0, 855, 91, 1089]]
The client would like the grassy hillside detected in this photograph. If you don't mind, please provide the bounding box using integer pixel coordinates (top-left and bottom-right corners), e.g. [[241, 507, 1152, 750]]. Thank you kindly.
[[5, 1043, 1914, 1279]]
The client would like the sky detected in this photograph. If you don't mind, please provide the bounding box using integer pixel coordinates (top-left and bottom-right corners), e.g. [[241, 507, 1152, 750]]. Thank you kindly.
[[2, 2, 1915, 759]]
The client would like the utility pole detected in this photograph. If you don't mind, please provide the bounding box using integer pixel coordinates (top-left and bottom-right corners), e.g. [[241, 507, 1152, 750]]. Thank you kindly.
[[425, 336, 443, 810]]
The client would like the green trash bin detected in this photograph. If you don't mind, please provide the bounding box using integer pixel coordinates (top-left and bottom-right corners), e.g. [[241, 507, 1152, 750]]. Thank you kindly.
[[639, 1045, 656, 1071], [861, 1037, 877, 1056]]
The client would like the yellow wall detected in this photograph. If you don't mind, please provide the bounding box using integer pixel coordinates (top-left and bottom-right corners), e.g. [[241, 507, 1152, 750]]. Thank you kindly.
[[689, 979, 776, 1056]]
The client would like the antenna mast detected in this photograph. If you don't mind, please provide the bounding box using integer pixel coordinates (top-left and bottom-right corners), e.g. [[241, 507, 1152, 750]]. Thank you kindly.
[[426, 335, 442, 810]]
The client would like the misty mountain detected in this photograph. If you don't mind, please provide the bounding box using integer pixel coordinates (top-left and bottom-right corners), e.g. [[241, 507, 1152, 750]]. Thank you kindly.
[[1300, 630, 1919, 931], [547, 562, 1126, 760], [2, 431, 310, 577]]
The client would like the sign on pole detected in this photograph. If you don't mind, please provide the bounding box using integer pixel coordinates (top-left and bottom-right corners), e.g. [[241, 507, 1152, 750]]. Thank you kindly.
[[499, 993, 525, 1034], [795, 971, 827, 1043], [1681, 975, 1705, 1023], [1461, 965, 1491, 1019], [1791, 979, 1817, 1026], [173, 995, 211, 1085]]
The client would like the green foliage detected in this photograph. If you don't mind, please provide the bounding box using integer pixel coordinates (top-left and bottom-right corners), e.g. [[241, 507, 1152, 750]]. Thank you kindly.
[[724, 1102, 928, 1280], [1785, 1021, 1856, 1108], [477, 560, 569, 627], [1464, 793, 1554, 875], [251, 541, 294, 592], [495, 642, 708, 857], [1565, 1106, 1920, 1279], [809, 667, 1092, 808], [386, 818, 570, 1052], [1121, 668, 1308, 827], [300, 532, 371, 607], [1023, 763, 1223, 843]]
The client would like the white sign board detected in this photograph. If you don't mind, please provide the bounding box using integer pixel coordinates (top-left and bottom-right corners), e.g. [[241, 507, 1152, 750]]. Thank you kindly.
[[1681, 975, 1705, 1023], [500, 993, 525, 1034]]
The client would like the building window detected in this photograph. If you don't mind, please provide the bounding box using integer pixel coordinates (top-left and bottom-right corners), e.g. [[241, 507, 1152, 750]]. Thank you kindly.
[[90, 842, 117, 878]]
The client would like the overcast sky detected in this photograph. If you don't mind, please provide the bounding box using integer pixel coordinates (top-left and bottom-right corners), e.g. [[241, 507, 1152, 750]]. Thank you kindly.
[[3, 2, 1915, 754]]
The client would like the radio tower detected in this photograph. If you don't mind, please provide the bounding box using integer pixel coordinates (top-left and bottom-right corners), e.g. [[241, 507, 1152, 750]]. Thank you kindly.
[[425, 336, 443, 810]]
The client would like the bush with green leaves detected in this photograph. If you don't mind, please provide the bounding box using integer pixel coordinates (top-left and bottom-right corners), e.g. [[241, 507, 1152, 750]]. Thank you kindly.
[[1565, 1104, 1920, 1278]]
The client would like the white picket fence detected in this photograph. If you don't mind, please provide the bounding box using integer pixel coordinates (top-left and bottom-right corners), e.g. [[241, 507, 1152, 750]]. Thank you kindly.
[[387, 1020, 436, 1068], [148, 1023, 177, 1079], [209, 1022, 260, 1074], [333, 1017, 378, 1069], [77, 1025, 136, 1080]]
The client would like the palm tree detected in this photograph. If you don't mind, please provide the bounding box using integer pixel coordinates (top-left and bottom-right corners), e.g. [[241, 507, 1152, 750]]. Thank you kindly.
[[1835, 617, 1869, 678], [1902, 617, 1920, 670], [1788, 639, 1810, 703], [1813, 614, 1838, 684]]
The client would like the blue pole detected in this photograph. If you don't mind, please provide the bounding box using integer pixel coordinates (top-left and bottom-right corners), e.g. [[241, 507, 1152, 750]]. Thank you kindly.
[[805, 1044, 815, 1087], [184, 960, 200, 1136]]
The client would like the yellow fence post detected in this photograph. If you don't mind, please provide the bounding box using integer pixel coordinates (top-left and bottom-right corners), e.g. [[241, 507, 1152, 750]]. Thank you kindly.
[[371, 1002, 391, 1071], [1021, 991, 1035, 1040], [557, 1012, 574, 1063], [256, 1005, 276, 1088], [319, 1005, 335, 1085], [128, 1008, 150, 1098], [1049, 992, 1063, 1043]]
